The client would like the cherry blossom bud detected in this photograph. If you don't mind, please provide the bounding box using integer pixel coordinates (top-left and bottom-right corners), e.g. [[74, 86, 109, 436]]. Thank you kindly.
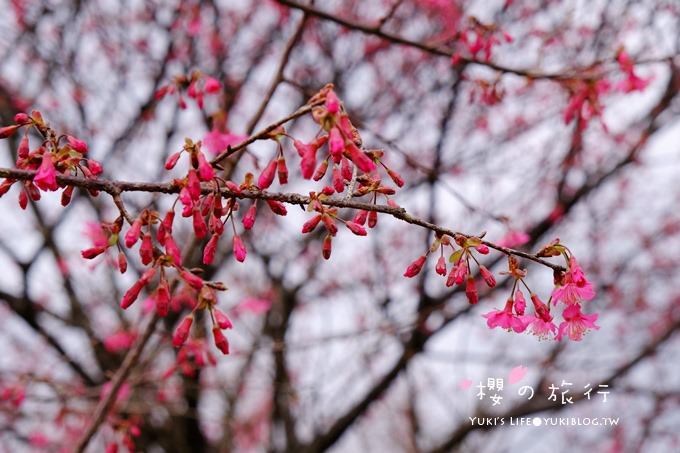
[[121, 271, 150, 309], [0, 125, 19, 139], [321, 215, 338, 235], [479, 265, 496, 287], [172, 315, 193, 347], [212, 327, 230, 355], [165, 235, 182, 266], [60, 185, 74, 206], [465, 277, 478, 304], [258, 159, 277, 189], [322, 234, 332, 260], [13, 113, 30, 125], [386, 167, 404, 187], [368, 210, 378, 228], [313, 159, 329, 181], [531, 294, 552, 322], [233, 235, 246, 262], [81, 246, 107, 259], [87, 160, 103, 176], [33, 153, 58, 191], [66, 135, 88, 154], [118, 252, 127, 274], [353, 210, 368, 225], [404, 255, 426, 278], [156, 281, 171, 317], [125, 219, 143, 247], [328, 127, 344, 161], [435, 256, 447, 276], [242, 204, 257, 230], [346, 143, 376, 173], [341, 157, 352, 180], [295, 140, 317, 179], [181, 270, 204, 290], [140, 234, 154, 265], [325, 90, 340, 114], [476, 244, 489, 254], [302, 215, 322, 233], [165, 152, 182, 170], [322, 185, 335, 195], [204, 76, 221, 94], [332, 165, 344, 192], [17, 135, 29, 159], [196, 152, 215, 181], [214, 308, 233, 329], [192, 209, 207, 239], [18, 190, 28, 209], [187, 170, 201, 201], [345, 221, 367, 236], [266, 200, 287, 216], [277, 157, 288, 184], [203, 234, 219, 265]]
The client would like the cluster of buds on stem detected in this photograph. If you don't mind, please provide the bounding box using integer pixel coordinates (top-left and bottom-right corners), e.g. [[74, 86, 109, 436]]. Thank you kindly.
[[0, 111, 101, 207], [154, 70, 221, 110]]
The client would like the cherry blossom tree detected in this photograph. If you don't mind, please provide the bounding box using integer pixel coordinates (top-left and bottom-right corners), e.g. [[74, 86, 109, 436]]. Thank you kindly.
[[1, 1, 680, 452]]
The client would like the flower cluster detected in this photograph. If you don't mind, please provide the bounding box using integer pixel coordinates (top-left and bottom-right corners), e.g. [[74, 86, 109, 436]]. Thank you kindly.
[[0, 111, 101, 207], [452, 16, 513, 63], [154, 70, 221, 110]]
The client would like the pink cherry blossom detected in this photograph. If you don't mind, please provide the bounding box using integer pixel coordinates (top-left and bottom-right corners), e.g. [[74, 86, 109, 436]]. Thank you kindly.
[[552, 257, 596, 305], [203, 129, 247, 155], [556, 303, 599, 341], [483, 299, 529, 333]]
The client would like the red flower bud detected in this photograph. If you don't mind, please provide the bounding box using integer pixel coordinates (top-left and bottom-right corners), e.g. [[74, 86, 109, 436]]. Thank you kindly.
[[325, 90, 340, 114], [0, 125, 19, 139], [17, 135, 29, 159], [203, 234, 219, 265], [156, 281, 171, 317], [192, 209, 207, 239], [479, 265, 496, 288], [295, 140, 318, 179], [233, 235, 246, 262], [313, 159, 329, 181], [465, 277, 478, 304], [140, 234, 154, 265], [476, 244, 489, 254], [435, 256, 447, 276], [242, 204, 257, 230], [125, 219, 143, 247], [204, 76, 221, 94], [265, 200, 287, 216], [368, 210, 378, 228], [214, 308, 233, 329], [60, 185, 74, 206], [346, 142, 376, 173], [87, 159, 103, 176], [322, 234, 332, 260], [118, 252, 127, 274], [172, 315, 193, 348], [386, 167, 404, 187], [212, 326, 230, 355], [165, 152, 182, 170], [404, 255, 426, 278], [302, 215, 322, 233], [13, 113, 30, 125], [321, 215, 338, 235], [345, 221, 367, 236], [66, 135, 88, 154], [196, 152, 215, 181], [181, 270, 203, 290], [81, 246, 107, 259], [353, 210, 368, 225], [187, 170, 201, 201], [165, 235, 182, 266], [277, 157, 288, 184], [332, 165, 344, 193], [258, 159, 277, 189], [328, 127, 344, 161]]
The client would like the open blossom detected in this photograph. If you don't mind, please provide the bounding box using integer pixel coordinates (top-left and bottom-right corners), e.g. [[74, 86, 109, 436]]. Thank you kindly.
[[33, 153, 58, 191], [523, 315, 557, 340], [552, 257, 596, 305], [203, 129, 247, 155], [483, 299, 529, 333], [556, 304, 599, 341]]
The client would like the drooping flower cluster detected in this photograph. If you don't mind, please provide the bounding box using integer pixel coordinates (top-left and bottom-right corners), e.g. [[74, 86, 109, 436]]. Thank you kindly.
[[0, 111, 101, 207], [403, 234, 598, 341]]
